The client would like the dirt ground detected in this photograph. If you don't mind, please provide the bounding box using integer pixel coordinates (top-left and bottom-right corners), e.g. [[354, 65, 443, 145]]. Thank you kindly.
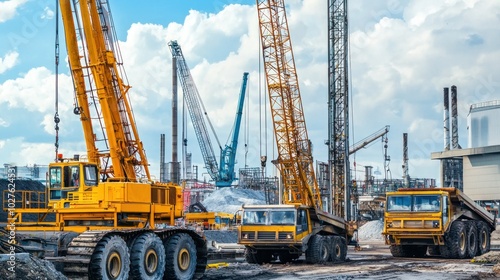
[[202, 227, 500, 280], [202, 242, 498, 280]]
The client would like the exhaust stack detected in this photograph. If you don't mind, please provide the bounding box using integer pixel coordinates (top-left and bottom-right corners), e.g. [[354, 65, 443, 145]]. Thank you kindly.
[[402, 133, 409, 187], [443, 87, 450, 151]]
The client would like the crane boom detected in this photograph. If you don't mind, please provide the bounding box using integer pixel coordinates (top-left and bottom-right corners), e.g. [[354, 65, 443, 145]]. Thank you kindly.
[[217, 72, 249, 187], [349, 125, 390, 154], [257, 0, 321, 209], [168, 41, 219, 179], [61, 0, 149, 181]]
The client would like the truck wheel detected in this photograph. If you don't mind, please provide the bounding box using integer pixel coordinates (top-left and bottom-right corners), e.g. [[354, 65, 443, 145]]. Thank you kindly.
[[389, 245, 408, 257], [306, 235, 329, 264], [164, 233, 197, 280], [130, 232, 165, 280], [477, 222, 491, 256], [466, 222, 478, 258], [244, 248, 257, 264], [446, 221, 467, 259], [331, 236, 347, 262], [90, 235, 130, 280]]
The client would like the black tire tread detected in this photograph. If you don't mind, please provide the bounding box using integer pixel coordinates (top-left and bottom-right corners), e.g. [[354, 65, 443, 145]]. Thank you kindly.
[[89, 235, 130, 280], [130, 232, 165, 280]]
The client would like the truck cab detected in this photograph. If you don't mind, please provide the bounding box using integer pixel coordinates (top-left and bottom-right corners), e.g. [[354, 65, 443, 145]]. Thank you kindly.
[[238, 204, 311, 263], [47, 160, 99, 202]]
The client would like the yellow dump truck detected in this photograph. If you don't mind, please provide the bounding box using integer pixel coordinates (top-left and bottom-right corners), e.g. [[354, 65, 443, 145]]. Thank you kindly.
[[383, 187, 495, 259]]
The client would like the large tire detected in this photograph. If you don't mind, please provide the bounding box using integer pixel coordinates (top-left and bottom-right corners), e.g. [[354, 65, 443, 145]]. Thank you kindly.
[[445, 221, 467, 259], [330, 236, 347, 262], [305, 235, 329, 264], [130, 232, 165, 280], [390, 245, 408, 257], [90, 235, 130, 280], [466, 221, 478, 258], [477, 221, 491, 256], [244, 248, 257, 264], [164, 233, 197, 280]]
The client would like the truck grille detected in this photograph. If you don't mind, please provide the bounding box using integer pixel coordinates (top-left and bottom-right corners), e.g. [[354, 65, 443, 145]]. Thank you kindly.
[[241, 231, 294, 241], [257, 231, 276, 240]]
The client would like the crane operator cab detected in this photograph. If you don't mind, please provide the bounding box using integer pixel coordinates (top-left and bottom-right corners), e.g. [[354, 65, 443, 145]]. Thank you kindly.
[[47, 155, 98, 203]]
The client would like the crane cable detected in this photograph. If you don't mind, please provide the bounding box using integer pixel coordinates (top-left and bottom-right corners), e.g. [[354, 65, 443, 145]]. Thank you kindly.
[[54, 0, 60, 161]]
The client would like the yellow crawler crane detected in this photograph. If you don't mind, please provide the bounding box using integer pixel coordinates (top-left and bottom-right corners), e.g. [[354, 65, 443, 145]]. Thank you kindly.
[[237, 0, 352, 264], [8, 1, 207, 279]]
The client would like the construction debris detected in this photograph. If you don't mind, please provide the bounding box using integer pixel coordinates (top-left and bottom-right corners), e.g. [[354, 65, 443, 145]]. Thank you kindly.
[[0, 253, 67, 280]]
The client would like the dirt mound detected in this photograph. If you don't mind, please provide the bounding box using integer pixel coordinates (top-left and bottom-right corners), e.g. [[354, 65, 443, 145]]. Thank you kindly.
[[0, 253, 67, 280]]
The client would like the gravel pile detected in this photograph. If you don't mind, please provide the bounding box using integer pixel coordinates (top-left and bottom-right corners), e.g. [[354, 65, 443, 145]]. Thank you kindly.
[[0, 253, 67, 280], [202, 188, 267, 214], [357, 220, 384, 241]]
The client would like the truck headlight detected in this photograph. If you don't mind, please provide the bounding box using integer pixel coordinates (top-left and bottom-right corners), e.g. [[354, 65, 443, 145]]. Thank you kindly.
[[387, 222, 393, 228], [242, 233, 249, 239], [433, 221, 439, 228], [286, 233, 292, 239]]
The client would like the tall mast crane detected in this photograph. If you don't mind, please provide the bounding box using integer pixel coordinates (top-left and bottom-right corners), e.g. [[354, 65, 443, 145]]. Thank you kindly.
[[12, 2, 208, 279], [62, 0, 149, 181], [328, 0, 351, 220], [256, 0, 321, 208], [218, 72, 249, 187], [169, 41, 248, 187], [237, 0, 353, 265]]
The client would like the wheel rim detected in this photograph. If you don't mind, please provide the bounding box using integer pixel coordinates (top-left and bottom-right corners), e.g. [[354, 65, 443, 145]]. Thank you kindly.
[[481, 231, 487, 249], [335, 244, 341, 258], [459, 232, 466, 251], [321, 243, 328, 260], [107, 251, 121, 279], [178, 248, 190, 271], [144, 248, 158, 275]]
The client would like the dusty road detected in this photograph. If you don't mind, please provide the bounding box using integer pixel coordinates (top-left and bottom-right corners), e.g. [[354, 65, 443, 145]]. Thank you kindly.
[[202, 241, 498, 280]]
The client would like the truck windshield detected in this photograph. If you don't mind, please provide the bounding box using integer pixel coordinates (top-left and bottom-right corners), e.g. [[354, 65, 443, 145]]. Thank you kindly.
[[242, 209, 296, 225], [387, 195, 441, 212]]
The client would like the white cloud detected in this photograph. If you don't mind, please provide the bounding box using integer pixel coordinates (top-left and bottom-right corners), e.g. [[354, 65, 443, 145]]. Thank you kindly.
[[0, 67, 74, 113], [1, 0, 500, 185], [0, 0, 28, 23], [0, 117, 9, 127], [0, 51, 19, 74]]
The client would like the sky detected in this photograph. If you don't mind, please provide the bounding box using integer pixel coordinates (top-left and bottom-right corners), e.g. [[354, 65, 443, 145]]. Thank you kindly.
[[1, 0, 499, 186]]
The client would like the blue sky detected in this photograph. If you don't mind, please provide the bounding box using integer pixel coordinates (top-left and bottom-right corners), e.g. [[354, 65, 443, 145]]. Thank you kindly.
[[1, 0, 500, 185]]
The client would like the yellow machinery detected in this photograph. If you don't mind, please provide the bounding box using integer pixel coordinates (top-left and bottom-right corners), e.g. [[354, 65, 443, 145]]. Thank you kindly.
[[185, 212, 234, 230], [6, 1, 207, 279], [237, 0, 352, 264], [383, 187, 495, 259]]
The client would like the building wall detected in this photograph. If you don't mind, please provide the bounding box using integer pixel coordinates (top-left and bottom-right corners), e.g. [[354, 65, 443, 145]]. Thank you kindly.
[[463, 153, 500, 200], [468, 102, 500, 148]]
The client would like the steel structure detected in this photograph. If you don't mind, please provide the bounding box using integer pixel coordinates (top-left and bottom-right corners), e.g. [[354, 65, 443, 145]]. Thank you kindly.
[[349, 125, 390, 154], [328, 0, 350, 219], [257, 0, 321, 208], [169, 41, 248, 187]]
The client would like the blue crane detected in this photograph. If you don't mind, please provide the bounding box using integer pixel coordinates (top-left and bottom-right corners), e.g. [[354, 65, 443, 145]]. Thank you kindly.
[[168, 40, 248, 187]]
